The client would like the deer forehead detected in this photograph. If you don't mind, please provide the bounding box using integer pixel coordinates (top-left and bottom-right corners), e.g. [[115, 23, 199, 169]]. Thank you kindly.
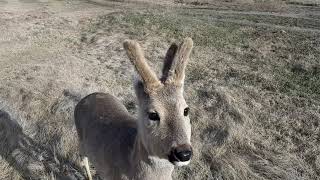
[[148, 86, 187, 113]]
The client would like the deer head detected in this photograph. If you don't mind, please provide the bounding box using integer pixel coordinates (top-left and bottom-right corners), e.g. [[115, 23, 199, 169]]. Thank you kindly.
[[124, 38, 193, 166]]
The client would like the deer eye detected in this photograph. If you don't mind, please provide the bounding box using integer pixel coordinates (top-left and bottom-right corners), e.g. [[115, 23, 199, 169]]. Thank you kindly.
[[184, 107, 189, 116], [148, 112, 160, 121]]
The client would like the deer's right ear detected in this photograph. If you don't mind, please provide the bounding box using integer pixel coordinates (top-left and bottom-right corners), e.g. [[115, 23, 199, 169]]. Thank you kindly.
[[161, 43, 178, 82], [123, 40, 162, 93]]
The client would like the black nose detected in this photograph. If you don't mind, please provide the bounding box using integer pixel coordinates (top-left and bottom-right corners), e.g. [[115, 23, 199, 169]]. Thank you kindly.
[[173, 144, 193, 162]]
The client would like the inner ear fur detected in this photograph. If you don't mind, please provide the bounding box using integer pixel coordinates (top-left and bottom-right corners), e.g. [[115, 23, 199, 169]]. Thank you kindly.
[[162, 37, 193, 86], [161, 43, 178, 82]]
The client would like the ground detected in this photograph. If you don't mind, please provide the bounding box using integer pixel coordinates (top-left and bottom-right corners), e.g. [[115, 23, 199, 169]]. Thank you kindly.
[[0, 0, 319, 179]]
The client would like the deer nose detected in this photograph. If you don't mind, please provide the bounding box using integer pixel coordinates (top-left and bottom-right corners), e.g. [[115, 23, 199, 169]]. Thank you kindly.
[[172, 144, 193, 162]]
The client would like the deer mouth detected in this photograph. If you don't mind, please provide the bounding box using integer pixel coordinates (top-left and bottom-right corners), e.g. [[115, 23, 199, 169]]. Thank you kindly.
[[168, 153, 191, 166], [168, 150, 192, 166]]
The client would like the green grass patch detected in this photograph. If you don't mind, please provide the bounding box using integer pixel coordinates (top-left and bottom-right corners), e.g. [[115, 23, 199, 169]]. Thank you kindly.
[[276, 65, 320, 99], [88, 10, 250, 49]]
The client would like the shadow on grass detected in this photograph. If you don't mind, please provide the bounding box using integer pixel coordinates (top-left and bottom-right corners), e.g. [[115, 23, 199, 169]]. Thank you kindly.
[[0, 110, 84, 180]]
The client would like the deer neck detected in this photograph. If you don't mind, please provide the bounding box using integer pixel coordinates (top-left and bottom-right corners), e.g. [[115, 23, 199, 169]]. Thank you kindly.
[[129, 134, 174, 180]]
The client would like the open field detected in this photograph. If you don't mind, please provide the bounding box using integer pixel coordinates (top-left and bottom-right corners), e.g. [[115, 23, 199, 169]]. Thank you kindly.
[[0, 0, 319, 179]]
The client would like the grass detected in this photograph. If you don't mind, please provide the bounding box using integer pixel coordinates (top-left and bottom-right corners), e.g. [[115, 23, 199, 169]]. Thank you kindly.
[[273, 63, 320, 100], [84, 10, 250, 48], [287, 0, 320, 6], [1, 0, 320, 179], [90, 9, 320, 99], [79, 8, 320, 179]]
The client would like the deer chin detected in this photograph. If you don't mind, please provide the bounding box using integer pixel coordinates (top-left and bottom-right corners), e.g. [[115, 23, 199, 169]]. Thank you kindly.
[[173, 160, 191, 166]]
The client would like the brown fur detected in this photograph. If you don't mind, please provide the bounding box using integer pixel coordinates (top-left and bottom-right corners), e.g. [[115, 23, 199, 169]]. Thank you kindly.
[[123, 40, 163, 93], [164, 37, 193, 86], [161, 43, 178, 82], [74, 38, 194, 180]]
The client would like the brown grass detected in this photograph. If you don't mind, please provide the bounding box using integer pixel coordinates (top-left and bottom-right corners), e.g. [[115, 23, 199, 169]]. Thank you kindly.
[[0, 0, 320, 179]]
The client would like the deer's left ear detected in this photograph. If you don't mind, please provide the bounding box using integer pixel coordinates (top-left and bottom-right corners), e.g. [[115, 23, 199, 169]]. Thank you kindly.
[[161, 43, 178, 82], [162, 38, 193, 86]]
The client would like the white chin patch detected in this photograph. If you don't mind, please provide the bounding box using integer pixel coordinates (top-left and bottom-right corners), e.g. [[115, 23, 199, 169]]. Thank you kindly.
[[174, 160, 190, 166]]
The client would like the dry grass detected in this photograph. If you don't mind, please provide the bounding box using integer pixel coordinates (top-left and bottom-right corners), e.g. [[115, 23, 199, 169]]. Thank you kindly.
[[0, 0, 320, 179], [287, 0, 320, 6]]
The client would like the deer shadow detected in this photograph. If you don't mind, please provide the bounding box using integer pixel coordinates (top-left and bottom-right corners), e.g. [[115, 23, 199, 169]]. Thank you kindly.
[[0, 109, 85, 180]]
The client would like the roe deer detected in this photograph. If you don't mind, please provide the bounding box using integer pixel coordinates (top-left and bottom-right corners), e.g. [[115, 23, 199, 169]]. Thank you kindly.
[[74, 37, 194, 180]]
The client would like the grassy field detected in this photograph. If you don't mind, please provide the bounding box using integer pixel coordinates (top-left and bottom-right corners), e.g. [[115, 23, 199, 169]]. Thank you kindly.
[[0, 0, 319, 179]]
